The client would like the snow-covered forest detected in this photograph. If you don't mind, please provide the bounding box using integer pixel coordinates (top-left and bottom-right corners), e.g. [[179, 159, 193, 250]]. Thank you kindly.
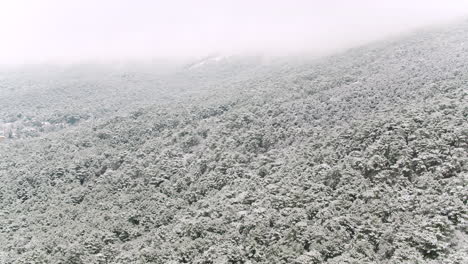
[[0, 21, 467, 263]]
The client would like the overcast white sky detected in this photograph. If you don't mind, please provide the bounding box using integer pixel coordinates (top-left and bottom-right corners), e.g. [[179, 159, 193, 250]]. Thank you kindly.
[[1, 0, 468, 64]]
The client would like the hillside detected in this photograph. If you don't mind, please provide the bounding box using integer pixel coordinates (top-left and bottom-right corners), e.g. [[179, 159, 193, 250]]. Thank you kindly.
[[0, 22, 467, 264]]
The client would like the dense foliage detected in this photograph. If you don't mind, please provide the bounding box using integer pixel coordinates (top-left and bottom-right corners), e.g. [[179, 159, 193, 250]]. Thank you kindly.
[[0, 22, 467, 263]]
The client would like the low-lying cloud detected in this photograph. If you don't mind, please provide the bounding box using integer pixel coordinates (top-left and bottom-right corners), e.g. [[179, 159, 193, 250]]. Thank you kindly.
[[1, 0, 468, 65]]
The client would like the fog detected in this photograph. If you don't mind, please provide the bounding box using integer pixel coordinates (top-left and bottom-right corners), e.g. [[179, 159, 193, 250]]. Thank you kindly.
[[1, 0, 468, 65]]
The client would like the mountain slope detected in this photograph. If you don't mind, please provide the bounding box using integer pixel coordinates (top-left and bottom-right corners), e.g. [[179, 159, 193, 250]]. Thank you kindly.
[[0, 22, 467, 263]]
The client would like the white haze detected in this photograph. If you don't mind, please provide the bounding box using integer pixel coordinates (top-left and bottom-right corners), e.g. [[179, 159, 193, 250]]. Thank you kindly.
[[1, 0, 468, 65]]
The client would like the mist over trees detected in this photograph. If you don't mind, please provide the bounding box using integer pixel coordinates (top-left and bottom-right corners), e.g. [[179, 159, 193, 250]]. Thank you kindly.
[[0, 21, 467, 263]]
